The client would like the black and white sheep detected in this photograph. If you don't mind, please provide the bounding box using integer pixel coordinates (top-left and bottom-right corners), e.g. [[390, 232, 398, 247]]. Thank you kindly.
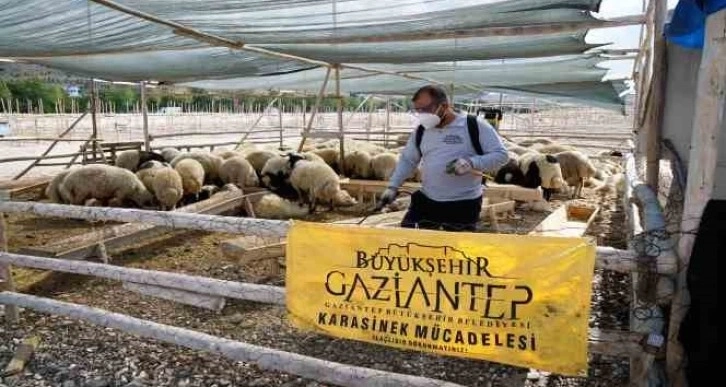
[[260, 153, 304, 201], [59, 164, 155, 208], [517, 153, 565, 201]]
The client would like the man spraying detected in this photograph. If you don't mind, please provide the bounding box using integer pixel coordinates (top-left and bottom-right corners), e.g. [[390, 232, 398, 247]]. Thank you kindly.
[[378, 85, 508, 232]]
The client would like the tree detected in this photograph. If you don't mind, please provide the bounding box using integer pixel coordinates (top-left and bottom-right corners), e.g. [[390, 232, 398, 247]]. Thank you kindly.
[[0, 81, 10, 100]]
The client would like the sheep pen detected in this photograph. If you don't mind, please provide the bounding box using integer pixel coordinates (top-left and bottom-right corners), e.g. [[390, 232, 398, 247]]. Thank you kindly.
[[0, 106, 640, 387]]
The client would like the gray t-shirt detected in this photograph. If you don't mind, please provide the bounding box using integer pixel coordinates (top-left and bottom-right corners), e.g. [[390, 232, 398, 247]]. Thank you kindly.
[[388, 113, 508, 202]]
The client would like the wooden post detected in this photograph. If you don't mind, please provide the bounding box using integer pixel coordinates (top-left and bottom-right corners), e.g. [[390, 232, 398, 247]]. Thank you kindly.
[[644, 0, 667, 190], [297, 67, 332, 152], [234, 97, 279, 149], [367, 96, 373, 141], [384, 96, 391, 147], [90, 79, 100, 162], [335, 65, 346, 174], [278, 98, 284, 150], [140, 81, 150, 152], [667, 9, 726, 387], [0, 214, 19, 323]]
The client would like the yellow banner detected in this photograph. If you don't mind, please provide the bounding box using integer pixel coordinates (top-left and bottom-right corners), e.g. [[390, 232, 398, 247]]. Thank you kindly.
[[286, 221, 596, 376]]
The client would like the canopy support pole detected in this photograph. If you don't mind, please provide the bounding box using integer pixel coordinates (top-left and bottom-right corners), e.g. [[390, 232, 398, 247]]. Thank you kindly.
[[666, 9, 726, 387], [644, 0, 667, 190], [335, 65, 346, 174], [297, 67, 332, 152], [140, 81, 150, 152]]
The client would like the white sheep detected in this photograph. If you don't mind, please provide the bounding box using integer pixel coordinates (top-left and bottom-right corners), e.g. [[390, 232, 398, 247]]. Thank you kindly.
[[371, 152, 398, 181], [115, 150, 166, 172], [301, 152, 326, 164], [530, 143, 577, 155], [174, 159, 205, 199], [507, 144, 538, 156], [160, 148, 181, 163], [518, 138, 554, 147], [214, 150, 243, 160], [151, 168, 184, 210], [252, 193, 309, 219], [59, 164, 154, 208], [554, 150, 597, 198], [244, 150, 279, 177], [170, 151, 223, 185], [344, 150, 373, 179], [289, 160, 357, 213], [311, 148, 341, 172], [219, 156, 259, 188], [45, 168, 75, 203]]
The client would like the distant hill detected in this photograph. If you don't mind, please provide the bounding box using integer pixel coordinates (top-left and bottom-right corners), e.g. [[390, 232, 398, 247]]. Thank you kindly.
[[0, 62, 87, 84]]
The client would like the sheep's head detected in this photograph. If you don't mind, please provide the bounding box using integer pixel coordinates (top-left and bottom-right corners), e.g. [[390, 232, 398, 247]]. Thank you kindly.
[[246, 167, 260, 187], [133, 184, 156, 208]]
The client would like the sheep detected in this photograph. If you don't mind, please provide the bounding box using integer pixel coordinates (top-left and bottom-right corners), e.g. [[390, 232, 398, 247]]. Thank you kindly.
[[151, 168, 184, 210], [371, 152, 398, 181], [214, 150, 243, 160], [115, 150, 166, 172], [353, 141, 387, 156], [260, 153, 304, 200], [45, 168, 75, 203], [59, 164, 154, 208], [252, 193, 309, 219], [507, 144, 538, 156], [174, 159, 205, 201], [531, 143, 577, 155], [344, 150, 373, 179], [518, 153, 565, 201], [494, 158, 527, 186], [219, 156, 259, 188], [138, 160, 169, 170], [289, 160, 357, 213], [518, 138, 554, 147], [160, 148, 181, 163], [554, 150, 597, 199], [170, 151, 223, 185], [301, 152, 326, 164], [244, 150, 279, 177], [311, 148, 341, 173]]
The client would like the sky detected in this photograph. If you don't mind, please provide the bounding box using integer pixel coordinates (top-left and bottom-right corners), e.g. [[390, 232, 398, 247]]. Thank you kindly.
[[591, 0, 680, 80]]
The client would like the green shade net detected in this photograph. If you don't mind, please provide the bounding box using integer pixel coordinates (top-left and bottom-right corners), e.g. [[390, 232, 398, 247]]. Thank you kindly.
[[0, 0, 625, 109]]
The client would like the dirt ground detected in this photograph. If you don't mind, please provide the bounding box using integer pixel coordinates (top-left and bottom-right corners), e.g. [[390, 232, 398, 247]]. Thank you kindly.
[[0, 185, 630, 387]]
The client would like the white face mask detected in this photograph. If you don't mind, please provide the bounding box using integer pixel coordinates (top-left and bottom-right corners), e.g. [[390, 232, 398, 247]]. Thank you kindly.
[[415, 112, 441, 130]]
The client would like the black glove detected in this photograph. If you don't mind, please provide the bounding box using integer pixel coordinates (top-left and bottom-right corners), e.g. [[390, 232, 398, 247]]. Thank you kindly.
[[376, 187, 398, 211]]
